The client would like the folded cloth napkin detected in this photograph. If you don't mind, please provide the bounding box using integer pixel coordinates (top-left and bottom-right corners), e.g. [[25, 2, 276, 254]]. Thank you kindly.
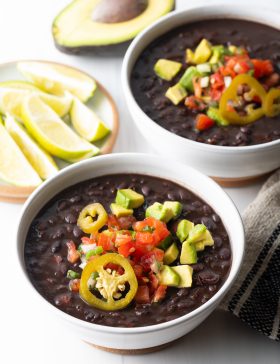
[[220, 169, 280, 341]]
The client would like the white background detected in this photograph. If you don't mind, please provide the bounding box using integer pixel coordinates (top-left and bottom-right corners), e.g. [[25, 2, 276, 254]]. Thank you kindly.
[[1, 0, 279, 363]]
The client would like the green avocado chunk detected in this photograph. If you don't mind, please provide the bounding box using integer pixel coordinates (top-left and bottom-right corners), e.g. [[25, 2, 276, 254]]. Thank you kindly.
[[187, 224, 207, 243], [172, 265, 193, 288], [180, 241, 197, 264], [165, 83, 187, 105], [179, 66, 201, 92], [52, 0, 175, 53], [209, 45, 226, 64], [110, 203, 133, 218], [164, 242, 179, 265], [116, 189, 144, 209], [145, 202, 173, 223], [207, 107, 229, 126], [158, 265, 180, 286], [163, 201, 182, 219], [159, 234, 173, 250], [154, 59, 182, 81], [193, 38, 212, 64], [176, 219, 194, 242]]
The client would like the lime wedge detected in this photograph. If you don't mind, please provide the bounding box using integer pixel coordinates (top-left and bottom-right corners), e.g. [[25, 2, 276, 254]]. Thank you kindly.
[[21, 95, 99, 161], [70, 95, 110, 142], [17, 61, 97, 102], [0, 84, 72, 118], [0, 116, 41, 187], [5, 114, 59, 180]]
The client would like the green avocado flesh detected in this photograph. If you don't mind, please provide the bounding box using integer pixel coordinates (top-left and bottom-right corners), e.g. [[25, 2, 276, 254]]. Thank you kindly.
[[52, 0, 175, 50]]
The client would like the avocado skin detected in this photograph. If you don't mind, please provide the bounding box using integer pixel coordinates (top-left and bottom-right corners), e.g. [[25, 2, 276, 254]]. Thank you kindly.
[[52, 2, 175, 55]]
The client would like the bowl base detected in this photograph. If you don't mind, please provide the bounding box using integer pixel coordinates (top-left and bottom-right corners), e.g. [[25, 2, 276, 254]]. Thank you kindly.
[[211, 171, 273, 187], [85, 339, 176, 355]]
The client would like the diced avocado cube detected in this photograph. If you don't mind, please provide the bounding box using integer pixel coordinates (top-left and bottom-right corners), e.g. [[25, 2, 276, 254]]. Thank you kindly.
[[209, 45, 226, 64], [154, 59, 182, 81], [172, 265, 193, 288], [187, 224, 207, 244], [176, 219, 194, 243], [194, 39, 212, 64], [186, 48, 195, 64], [228, 45, 237, 55], [110, 203, 133, 218], [179, 66, 201, 92], [164, 243, 179, 265], [116, 189, 144, 209], [163, 201, 183, 220], [159, 234, 173, 250], [145, 202, 173, 223], [165, 83, 187, 105], [195, 242, 205, 251], [200, 229, 214, 247], [207, 107, 229, 126], [180, 241, 197, 264], [158, 265, 180, 287]]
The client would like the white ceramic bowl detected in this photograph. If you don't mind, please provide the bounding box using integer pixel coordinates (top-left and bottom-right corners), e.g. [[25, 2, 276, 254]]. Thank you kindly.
[[17, 153, 244, 351], [122, 4, 280, 182]]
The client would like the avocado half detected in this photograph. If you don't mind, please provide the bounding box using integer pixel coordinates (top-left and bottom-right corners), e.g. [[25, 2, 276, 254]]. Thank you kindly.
[[52, 0, 175, 54]]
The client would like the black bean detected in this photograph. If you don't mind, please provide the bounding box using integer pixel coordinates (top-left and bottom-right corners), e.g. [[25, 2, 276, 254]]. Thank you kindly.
[[197, 270, 220, 285], [219, 248, 231, 260], [201, 217, 216, 230], [141, 185, 151, 196], [64, 213, 77, 224], [51, 240, 61, 253], [212, 214, 221, 223], [54, 293, 72, 306], [57, 200, 69, 212], [73, 226, 83, 238]]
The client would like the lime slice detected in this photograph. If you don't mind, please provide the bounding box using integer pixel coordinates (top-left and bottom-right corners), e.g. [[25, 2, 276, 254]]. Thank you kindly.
[[5, 114, 59, 180], [17, 61, 97, 102], [21, 95, 99, 161], [0, 84, 72, 118], [70, 95, 110, 142], [0, 116, 41, 187]]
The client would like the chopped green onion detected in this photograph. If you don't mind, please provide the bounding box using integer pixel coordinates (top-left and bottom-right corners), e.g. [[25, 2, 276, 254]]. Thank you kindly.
[[67, 270, 81, 279], [86, 246, 103, 260]]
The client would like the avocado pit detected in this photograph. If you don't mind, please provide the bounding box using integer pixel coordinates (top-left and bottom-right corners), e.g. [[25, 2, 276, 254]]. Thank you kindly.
[[92, 0, 148, 24]]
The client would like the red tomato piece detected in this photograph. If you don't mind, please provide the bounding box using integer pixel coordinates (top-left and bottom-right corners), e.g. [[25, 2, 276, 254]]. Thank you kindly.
[[118, 216, 136, 230], [153, 285, 167, 303], [195, 114, 215, 131], [115, 233, 133, 246], [69, 279, 80, 292], [81, 237, 92, 245], [105, 263, 125, 275], [210, 72, 224, 90], [149, 272, 159, 292], [135, 231, 154, 245], [135, 285, 150, 304], [153, 248, 164, 262], [97, 233, 114, 251], [252, 59, 274, 79], [66, 240, 80, 264], [185, 96, 207, 111], [118, 241, 135, 257], [107, 214, 121, 230], [133, 264, 144, 278]]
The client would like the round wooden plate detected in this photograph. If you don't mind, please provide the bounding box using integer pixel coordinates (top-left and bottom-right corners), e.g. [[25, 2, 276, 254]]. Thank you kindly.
[[0, 60, 119, 204]]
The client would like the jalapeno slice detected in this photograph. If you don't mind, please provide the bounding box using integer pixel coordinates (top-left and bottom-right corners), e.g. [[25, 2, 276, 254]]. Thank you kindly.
[[77, 203, 108, 234], [219, 74, 267, 125], [263, 88, 280, 117], [79, 253, 138, 311]]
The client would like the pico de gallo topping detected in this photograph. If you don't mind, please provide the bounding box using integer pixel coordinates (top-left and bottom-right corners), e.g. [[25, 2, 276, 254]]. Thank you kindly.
[[64, 188, 215, 311], [154, 38, 280, 130]]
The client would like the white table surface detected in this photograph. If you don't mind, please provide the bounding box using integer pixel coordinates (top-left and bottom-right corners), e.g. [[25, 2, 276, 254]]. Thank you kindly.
[[1, 0, 279, 363]]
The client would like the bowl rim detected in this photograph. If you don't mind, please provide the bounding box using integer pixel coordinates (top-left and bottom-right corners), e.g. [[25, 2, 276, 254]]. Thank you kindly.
[[121, 3, 280, 153], [17, 152, 245, 334]]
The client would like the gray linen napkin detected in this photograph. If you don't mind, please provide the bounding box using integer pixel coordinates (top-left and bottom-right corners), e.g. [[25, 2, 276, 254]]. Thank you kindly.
[[220, 169, 280, 341]]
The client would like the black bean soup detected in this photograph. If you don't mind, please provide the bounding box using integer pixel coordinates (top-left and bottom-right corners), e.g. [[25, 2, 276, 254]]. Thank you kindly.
[[25, 174, 231, 328], [131, 19, 280, 146]]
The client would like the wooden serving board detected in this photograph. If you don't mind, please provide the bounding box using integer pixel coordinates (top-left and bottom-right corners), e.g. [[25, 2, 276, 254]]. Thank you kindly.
[[0, 60, 119, 204]]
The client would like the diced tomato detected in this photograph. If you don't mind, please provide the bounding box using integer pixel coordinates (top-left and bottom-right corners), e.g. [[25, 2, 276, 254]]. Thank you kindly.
[[153, 285, 167, 303], [107, 214, 121, 230], [133, 264, 144, 278], [69, 279, 80, 292], [118, 241, 135, 257], [115, 233, 133, 246], [252, 59, 274, 79], [118, 216, 136, 230], [97, 232, 114, 251], [185, 96, 207, 111], [149, 272, 159, 292], [219, 65, 236, 78], [135, 231, 154, 245], [66, 240, 80, 264], [209, 88, 223, 101], [210, 72, 224, 90], [135, 285, 150, 304], [153, 248, 164, 262], [195, 114, 215, 131], [81, 237, 92, 245]]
